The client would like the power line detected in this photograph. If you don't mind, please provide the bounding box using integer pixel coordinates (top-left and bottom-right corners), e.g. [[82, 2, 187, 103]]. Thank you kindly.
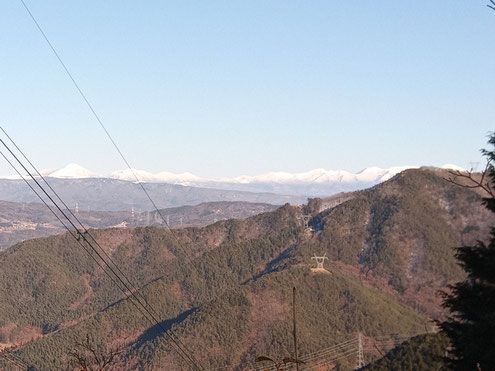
[[299, 345, 357, 363], [0, 126, 199, 368], [297, 339, 358, 362], [0, 136, 202, 370], [0, 142, 201, 370], [1, 125, 184, 333], [256, 344, 358, 371], [19, 0, 200, 273], [356, 332, 364, 369], [304, 349, 358, 370], [0, 143, 199, 370], [17, 0, 205, 365], [0, 349, 30, 370]]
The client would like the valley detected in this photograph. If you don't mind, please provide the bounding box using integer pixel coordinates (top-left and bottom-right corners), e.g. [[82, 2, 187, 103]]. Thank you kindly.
[[0, 168, 491, 370], [0, 200, 278, 250]]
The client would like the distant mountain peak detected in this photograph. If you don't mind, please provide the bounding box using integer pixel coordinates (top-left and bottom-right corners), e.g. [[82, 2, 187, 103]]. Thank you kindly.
[[219, 166, 418, 185], [110, 168, 201, 185], [441, 164, 466, 171], [48, 163, 100, 179], [0, 163, 466, 197]]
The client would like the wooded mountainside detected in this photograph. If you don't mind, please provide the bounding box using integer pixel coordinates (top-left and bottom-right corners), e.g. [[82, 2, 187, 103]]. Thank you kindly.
[[0, 200, 277, 250], [0, 168, 491, 370]]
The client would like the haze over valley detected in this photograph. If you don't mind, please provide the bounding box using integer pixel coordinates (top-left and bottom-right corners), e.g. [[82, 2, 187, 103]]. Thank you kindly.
[[1, 1, 494, 369], [0, 167, 492, 369]]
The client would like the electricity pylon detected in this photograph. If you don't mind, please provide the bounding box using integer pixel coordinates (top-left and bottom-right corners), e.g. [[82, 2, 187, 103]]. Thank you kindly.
[[311, 253, 328, 269], [356, 332, 364, 369]]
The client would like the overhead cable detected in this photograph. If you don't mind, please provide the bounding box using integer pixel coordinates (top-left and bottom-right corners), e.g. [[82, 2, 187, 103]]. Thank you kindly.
[[0, 134, 202, 370], [0, 126, 193, 359], [19, 0, 199, 273]]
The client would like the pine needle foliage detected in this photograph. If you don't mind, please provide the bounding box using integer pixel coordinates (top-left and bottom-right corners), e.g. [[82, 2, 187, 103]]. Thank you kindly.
[[440, 134, 495, 370]]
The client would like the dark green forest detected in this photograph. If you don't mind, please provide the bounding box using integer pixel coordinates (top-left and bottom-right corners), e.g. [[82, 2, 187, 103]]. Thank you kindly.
[[0, 168, 491, 370]]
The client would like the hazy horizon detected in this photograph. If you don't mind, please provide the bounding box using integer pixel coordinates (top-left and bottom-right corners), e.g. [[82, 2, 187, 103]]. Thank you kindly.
[[1, 1, 493, 178]]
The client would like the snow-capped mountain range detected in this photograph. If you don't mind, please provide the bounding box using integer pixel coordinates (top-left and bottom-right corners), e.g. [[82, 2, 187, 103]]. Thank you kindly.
[[0, 163, 465, 197]]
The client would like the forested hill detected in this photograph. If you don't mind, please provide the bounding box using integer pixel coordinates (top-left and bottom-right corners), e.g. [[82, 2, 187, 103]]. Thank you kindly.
[[0, 177, 304, 211], [0, 168, 491, 370], [0, 200, 278, 250]]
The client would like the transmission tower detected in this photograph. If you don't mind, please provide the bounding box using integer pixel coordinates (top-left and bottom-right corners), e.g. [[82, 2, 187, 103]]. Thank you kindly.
[[311, 253, 328, 269], [355, 332, 364, 369], [75, 202, 79, 215]]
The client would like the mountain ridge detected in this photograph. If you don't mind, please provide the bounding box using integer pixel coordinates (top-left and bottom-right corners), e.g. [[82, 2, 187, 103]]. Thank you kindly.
[[0, 200, 278, 250], [0, 163, 465, 197], [0, 167, 491, 370]]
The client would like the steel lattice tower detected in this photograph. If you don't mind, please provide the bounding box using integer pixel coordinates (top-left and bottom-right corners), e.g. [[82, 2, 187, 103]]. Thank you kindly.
[[356, 332, 365, 370]]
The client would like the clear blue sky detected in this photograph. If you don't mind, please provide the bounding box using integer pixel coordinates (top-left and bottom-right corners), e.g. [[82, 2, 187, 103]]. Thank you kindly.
[[1, 1, 494, 178]]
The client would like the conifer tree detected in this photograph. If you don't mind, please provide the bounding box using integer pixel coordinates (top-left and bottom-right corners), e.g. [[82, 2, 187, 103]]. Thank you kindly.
[[441, 134, 495, 369]]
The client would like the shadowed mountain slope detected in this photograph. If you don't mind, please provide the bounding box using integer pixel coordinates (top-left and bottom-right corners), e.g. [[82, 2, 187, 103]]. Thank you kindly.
[[0, 168, 490, 369]]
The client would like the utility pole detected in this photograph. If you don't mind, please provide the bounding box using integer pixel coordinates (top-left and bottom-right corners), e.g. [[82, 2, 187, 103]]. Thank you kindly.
[[293, 287, 299, 371], [356, 332, 364, 370]]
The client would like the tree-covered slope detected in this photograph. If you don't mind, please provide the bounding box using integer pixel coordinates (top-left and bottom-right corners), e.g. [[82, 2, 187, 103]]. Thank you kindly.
[[0, 168, 490, 369], [363, 333, 449, 370], [295, 168, 493, 318], [0, 200, 278, 250]]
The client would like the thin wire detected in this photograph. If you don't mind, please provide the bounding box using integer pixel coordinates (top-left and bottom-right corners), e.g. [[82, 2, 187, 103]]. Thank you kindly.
[[298, 348, 358, 370], [1, 145, 199, 371], [297, 344, 357, 363], [19, 0, 199, 273], [306, 351, 356, 370], [0, 125, 191, 352], [0, 147, 188, 364], [297, 338, 358, 360], [248, 348, 357, 371], [0, 140, 202, 370], [296, 346, 357, 366], [0, 127, 198, 368], [0, 151, 78, 241], [0, 350, 30, 370], [18, 0, 204, 362], [1, 127, 198, 369], [303, 348, 357, 370]]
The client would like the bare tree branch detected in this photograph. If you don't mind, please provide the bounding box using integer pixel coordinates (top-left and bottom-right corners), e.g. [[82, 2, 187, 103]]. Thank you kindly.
[[67, 334, 125, 371], [445, 159, 495, 198]]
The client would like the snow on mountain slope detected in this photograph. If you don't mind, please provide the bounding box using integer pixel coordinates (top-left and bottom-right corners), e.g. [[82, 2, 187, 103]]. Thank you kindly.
[[48, 163, 100, 178], [0, 164, 98, 180], [441, 164, 466, 172], [219, 166, 417, 184], [0, 163, 466, 197], [110, 169, 201, 185]]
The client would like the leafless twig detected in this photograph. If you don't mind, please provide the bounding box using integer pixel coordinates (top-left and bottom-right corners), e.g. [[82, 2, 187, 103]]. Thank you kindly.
[[445, 159, 495, 198], [67, 334, 125, 371]]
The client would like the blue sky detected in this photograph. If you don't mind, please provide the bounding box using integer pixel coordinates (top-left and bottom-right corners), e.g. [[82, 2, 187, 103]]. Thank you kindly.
[[1, 1, 494, 178]]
